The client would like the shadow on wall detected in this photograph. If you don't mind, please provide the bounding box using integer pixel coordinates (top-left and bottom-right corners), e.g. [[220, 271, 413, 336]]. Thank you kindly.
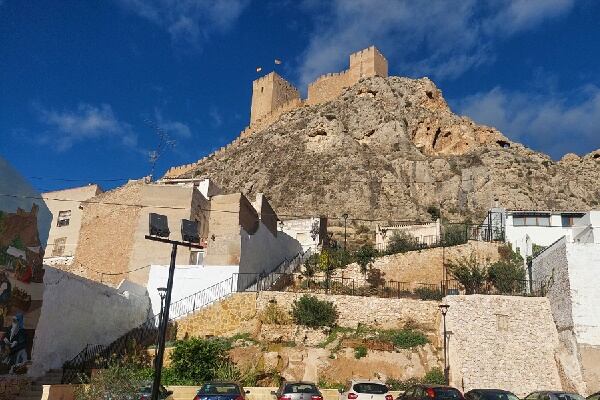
[[30, 267, 151, 377], [240, 222, 303, 275]]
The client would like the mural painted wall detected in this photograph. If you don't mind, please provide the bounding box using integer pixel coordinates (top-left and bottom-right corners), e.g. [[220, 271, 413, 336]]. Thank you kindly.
[[0, 157, 51, 375]]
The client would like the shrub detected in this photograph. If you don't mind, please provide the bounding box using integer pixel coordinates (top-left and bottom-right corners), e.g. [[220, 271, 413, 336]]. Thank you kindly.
[[291, 295, 338, 328], [423, 367, 446, 384], [366, 268, 386, 288], [260, 301, 291, 325], [354, 244, 378, 274], [169, 337, 231, 384], [488, 245, 526, 294], [302, 254, 319, 278], [355, 224, 371, 235], [354, 345, 368, 359], [386, 377, 421, 391], [414, 286, 443, 301], [386, 232, 419, 254], [74, 362, 151, 400], [447, 252, 487, 294], [442, 223, 468, 246], [427, 206, 441, 221], [379, 329, 429, 349]]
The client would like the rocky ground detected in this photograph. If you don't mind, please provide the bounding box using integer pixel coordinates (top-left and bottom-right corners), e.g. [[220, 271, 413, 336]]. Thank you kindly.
[[168, 75, 600, 221]]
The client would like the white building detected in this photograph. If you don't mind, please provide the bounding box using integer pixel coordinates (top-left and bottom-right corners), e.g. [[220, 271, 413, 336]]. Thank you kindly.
[[483, 208, 590, 259], [278, 217, 327, 252], [375, 219, 441, 250], [531, 211, 600, 394]]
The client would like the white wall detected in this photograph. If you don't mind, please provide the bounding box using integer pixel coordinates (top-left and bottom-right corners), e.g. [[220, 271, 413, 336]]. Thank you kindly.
[[240, 222, 303, 276], [30, 267, 150, 377], [279, 218, 320, 252], [566, 242, 600, 346], [505, 215, 572, 258], [146, 264, 239, 317]]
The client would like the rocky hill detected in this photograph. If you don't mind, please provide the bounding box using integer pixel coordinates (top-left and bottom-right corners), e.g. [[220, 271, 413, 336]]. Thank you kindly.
[[168, 76, 600, 221]]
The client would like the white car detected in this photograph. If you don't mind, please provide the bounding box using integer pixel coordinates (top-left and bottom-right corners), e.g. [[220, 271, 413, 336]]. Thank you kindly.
[[339, 380, 393, 400]]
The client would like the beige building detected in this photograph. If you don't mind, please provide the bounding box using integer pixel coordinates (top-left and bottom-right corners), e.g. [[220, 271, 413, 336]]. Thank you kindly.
[[71, 178, 302, 288], [376, 219, 441, 250], [43, 184, 103, 264]]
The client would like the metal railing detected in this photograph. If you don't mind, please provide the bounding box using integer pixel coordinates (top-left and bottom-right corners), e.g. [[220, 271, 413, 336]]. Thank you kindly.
[[61, 250, 309, 384]]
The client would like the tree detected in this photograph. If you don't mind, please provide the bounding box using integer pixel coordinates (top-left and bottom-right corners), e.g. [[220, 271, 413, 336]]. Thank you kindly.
[[447, 252, 487, 294], [302, 254, 319, 279], [442, 223, 468, 246], [169, 337, 231, 384], [426, 205, 441, 221], [488, 245, 526, 293], [386, 231, 418, 254], [354, 244, 377, 275], [74, 362, 150, 400]]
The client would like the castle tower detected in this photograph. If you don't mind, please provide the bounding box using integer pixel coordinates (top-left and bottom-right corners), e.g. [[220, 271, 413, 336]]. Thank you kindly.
[[348, 46, 388, 83], [250, 72, 300, 124]]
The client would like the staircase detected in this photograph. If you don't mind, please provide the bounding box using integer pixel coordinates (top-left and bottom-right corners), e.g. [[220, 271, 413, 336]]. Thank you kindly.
[[16, 369, 63, 400], [60, 250, 310, 383]]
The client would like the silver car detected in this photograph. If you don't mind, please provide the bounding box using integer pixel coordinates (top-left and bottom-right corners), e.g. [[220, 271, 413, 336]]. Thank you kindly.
[[272, 381, 324, 400]]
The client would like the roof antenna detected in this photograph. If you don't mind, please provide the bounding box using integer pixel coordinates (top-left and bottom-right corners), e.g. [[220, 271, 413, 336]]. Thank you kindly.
[[144, 119, 176, 182]]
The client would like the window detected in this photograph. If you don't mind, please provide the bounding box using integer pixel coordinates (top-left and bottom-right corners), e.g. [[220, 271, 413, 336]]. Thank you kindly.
[[52, 237, 66, 256], [353, 383, 388, 394], [189, 250, 204, 265], [57, 210, 71, 227], [561, 213, 585, 227], [512, 214, 550, 226]]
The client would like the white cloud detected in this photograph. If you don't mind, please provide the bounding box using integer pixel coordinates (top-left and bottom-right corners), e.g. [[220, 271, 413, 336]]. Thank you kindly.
[[116, 0, 248, 45], [154, 110, 192, 138], [297, 0, 575, 85], [209, 106, 223, 128], [456, 85, 600, 158], [36, 103, 138, 152]]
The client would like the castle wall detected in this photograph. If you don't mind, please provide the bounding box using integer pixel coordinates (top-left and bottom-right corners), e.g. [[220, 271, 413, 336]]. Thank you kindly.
[[250, 73, 300, 124], [306, 71, 351, 105]]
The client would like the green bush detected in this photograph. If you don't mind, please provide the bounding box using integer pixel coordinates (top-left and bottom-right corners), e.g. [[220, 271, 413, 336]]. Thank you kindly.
[[427, 206, 441, 221], [423, 367, 446, 384], [169, 337, 231, 384], [354, 346, 368, 359], [74, 362, 151, 400], [442, 223, 468, 246], [378, 329, 429, 349], [260, 301, 291, 325], [386, 232, 419, 254], [447, 252, 487, 294], [386, 377, 421, 391], [414, 286, 443, 301], [291, 295, 338, 328], [354, 244, 378, 274]]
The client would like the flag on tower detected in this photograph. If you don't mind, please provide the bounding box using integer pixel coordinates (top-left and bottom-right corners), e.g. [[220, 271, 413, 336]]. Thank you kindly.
[[256, 67, 262, 72], [274, 59, 282, 65]]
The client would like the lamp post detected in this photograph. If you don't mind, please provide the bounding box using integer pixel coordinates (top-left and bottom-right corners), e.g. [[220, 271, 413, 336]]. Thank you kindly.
[[146, 213, 203, 400], [342, 213, 349, 250], [439, 304, 450, 385], [155, 287, 167, 360]]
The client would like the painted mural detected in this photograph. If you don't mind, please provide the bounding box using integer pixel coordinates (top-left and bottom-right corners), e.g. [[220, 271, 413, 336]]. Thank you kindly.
[[0, 157, 51, 376]]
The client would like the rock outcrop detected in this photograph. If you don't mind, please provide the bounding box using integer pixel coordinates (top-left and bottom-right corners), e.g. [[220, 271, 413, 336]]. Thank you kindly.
[[167, 76, 600, 221]]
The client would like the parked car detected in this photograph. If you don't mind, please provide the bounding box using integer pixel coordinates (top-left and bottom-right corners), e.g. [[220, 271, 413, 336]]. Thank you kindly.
[[137, 384, 174, 400], [523, 392, 586, 400], [587, 393, 600, 400], [194, 381, 249, 400], [339, 380, 393, 400], [399, 384, 463, 400], [465, 389, 519, 400], [272, 381, 324, 400]]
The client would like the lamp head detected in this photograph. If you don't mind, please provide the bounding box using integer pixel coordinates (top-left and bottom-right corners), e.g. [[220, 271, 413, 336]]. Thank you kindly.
[[439, 304, 450, 315], [342, 213, 349, 220], [158, 287, 167, 298]]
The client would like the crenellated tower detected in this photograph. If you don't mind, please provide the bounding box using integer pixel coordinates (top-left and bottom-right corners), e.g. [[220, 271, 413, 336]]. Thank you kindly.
[[250, 72, 301, 124]]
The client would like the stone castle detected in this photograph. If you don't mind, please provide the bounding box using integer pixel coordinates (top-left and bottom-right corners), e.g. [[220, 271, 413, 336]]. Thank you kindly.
[[165, 46, 388, 177]]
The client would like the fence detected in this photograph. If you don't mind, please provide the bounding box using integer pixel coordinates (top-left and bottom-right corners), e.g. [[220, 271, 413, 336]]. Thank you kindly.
[[61, 250, 310, 384]]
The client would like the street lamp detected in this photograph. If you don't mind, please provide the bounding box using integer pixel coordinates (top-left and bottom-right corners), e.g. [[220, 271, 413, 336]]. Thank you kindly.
[[439, 304, 450, 385], [342, 213, 349, 250], [155, 287, 167, 359], [146, 213, 203, 400]]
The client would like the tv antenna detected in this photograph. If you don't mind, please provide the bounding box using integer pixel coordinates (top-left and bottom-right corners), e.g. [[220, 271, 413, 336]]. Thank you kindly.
[[145, 119, 176, 182]]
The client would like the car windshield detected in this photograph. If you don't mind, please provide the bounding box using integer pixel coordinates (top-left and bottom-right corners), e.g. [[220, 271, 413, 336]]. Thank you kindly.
[[284, 384, 319, 394], [481, 392, 519, 400], [433, 388, 462, 400], [353, 383, 388, 394], [555, 394, 585, 400], [198, 383, 241, 395]]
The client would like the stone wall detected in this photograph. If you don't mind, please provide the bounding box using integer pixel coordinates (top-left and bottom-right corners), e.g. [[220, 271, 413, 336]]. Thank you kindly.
[[71, 182, 143, 285], [307, 71, 351, 106], [331, 241, 501, 287], [445, 295, 563, 397], [176, 292, 258, 339], [0, 376, 30, 400]]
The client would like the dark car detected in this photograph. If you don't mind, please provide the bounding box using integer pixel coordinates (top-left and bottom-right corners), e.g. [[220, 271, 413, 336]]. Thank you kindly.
[[524, 392, 585, 400], [272, 381, 323, 400], [587, 393, 600, 400], [399, 385, 464, 400], [194, 381, 249, 400], [136, 384, 174, 400], [465, 389, 519, 400]]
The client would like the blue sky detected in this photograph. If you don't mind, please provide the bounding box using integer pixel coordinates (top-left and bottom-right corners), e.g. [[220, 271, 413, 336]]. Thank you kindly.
[[1, 0, 599, 193]]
